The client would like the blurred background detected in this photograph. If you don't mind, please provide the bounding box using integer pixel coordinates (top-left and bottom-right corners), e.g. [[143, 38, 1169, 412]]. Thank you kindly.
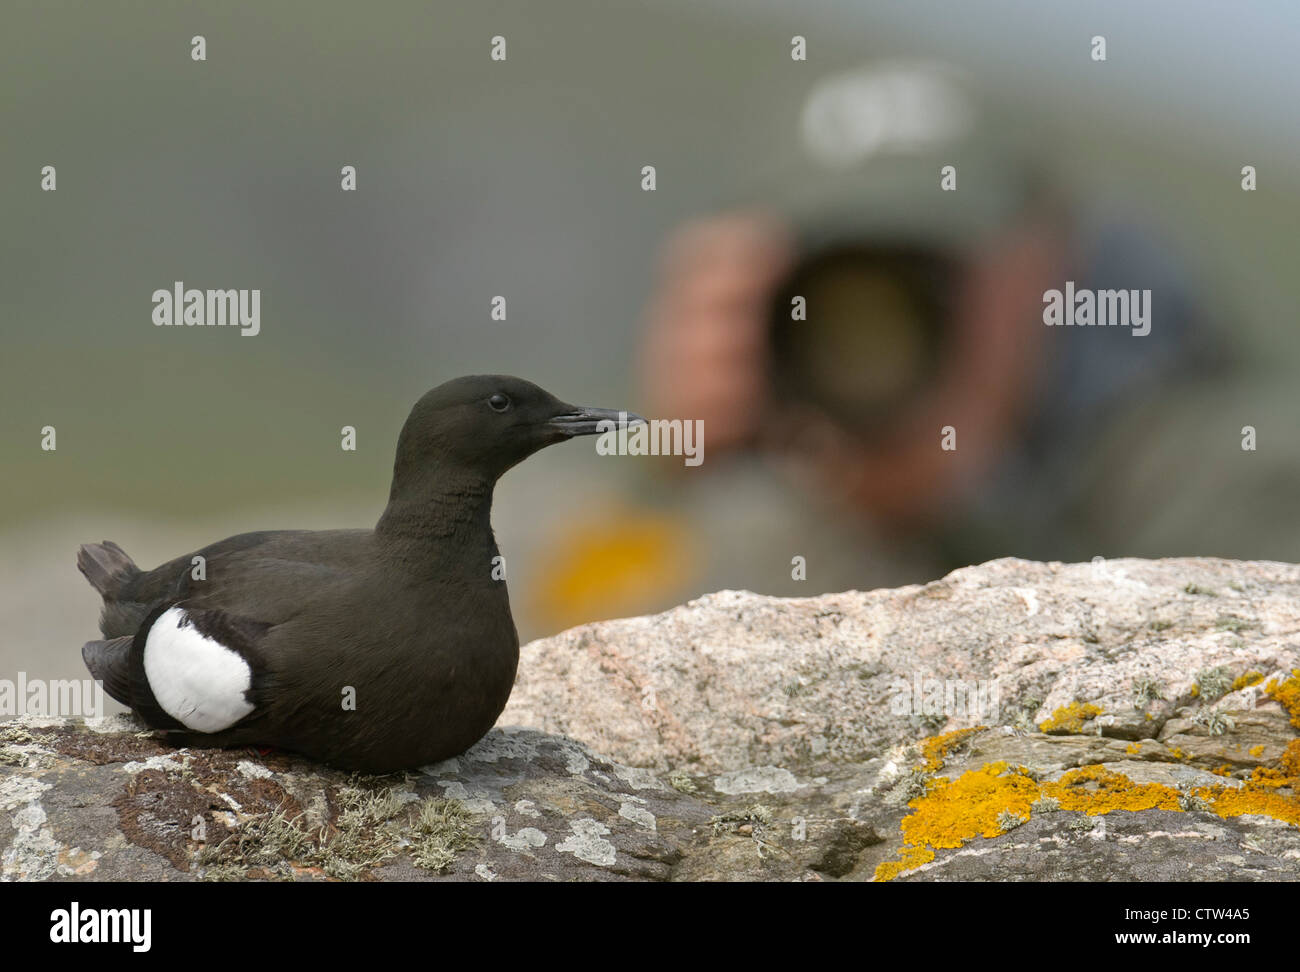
[[4, 0, 1300, 702]]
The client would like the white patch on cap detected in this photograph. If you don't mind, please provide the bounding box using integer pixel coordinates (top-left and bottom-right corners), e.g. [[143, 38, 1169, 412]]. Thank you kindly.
[[143, 606, 255, 732]]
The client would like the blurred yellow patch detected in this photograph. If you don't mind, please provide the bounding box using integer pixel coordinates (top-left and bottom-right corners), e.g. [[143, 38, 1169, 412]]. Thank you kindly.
[[529, 510, 697, 632]]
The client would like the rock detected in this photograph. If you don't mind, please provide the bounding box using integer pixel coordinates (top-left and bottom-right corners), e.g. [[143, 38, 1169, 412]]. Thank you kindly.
[[0, 715, 872, 881], [4, 557, 1299, 880], [504, 557, 1300, 773], [503, 556, 1300, 879], [0, 718, 703, 881]]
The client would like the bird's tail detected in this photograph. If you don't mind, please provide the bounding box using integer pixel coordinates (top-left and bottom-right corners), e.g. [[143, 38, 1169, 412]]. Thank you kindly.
[[77, 540, 140, 599], [82, 636, 135, 706]]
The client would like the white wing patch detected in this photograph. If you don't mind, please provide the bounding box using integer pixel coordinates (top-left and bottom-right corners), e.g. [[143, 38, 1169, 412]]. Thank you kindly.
[[143, 606, 256, 732]]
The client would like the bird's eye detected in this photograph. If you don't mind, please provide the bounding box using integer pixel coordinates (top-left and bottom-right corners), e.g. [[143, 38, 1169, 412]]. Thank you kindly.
[[488, 393, 511, 413]]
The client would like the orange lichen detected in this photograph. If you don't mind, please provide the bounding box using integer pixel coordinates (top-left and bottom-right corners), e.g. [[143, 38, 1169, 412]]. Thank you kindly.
[[1197, 785, 1300, 828], [1265, 670, 1300, 728], [1039, 702, 1103, 733], [917, 726, 986, 772], [1212, 764, 1233, 777], [874, 752, 1300, 881], [899, 762, 1040, 850], [1169, 747, 1187, 760], [1282, 739, 1300, 778], [1125, 742, 1142, 755], [1233, 671, 1265, 692], [1248, 766, 1290, 788], [1249, 745, 1265, 758], [871, 844, 934, 882], [1042, 765, 1181, 815]]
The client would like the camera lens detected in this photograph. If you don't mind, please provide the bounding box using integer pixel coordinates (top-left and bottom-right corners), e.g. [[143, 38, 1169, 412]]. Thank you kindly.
[[770, 243, 958, 437]]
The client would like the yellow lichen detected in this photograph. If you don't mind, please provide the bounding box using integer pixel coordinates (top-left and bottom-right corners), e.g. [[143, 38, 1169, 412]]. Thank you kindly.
[[1039, 702, 1103, 733], [1198, 784, 1300, 828], [1041, 765, 1181, 815], [1282, 739, 1300, 778], [1249, 765, 1290, 788], [874, 754, 1300, 881], [1233, 671, 1265, 692], [1190, 684, 1200, 698], [871, 844, 934, 882], [917, 726, 987, 772], [899, 762, 1040, 850], [874, 683, 1300, 882], [1265, 670, 1300, 728], [1125, 742, 1142, 755]]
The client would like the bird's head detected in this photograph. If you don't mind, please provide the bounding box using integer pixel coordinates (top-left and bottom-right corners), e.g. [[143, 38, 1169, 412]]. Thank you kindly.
[[393, 375, 644, 483]]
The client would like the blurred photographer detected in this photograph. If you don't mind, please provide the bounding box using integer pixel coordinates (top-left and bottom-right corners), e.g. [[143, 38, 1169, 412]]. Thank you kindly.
[[533, 61, 1292, 631], [637, 64, 1237, 579]]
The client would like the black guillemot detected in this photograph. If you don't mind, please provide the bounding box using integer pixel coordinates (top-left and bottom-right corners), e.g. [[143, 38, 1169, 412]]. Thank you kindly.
[[77, 375, 643, 772]]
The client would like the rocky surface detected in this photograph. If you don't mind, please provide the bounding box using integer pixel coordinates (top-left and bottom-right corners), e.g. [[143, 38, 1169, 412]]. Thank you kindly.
[[505, 557, 1300, 773], [4, 557, 1299, 880]]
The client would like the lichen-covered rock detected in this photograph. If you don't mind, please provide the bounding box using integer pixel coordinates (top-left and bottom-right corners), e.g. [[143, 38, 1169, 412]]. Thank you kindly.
[[504, 557, 1300, 773], [0, 718, 705, 881], [4, 557, 1299, 880], [0, 716, 871, 881], [502, 556, 1300, 879]]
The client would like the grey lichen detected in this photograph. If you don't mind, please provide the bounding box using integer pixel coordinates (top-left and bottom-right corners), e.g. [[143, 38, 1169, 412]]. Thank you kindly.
[[883, 765, 932, 807], [667, 769, 698, 794], [318, 785, 409, 880], [909, 711, 948, 733], [996, 810, 1027, 832], [1195, 666, 1234, 702], [410, 797, 477, 873], [1006, 695, 1042, 735], [710, 804, 774, 835], [710, 804, 778, 858], [1177, 787, 1213, 812], [1190, 707, 1236, 736], [1214, 615, 1252, 634], [1131, 677, 1164, 708], [197, 806, 319, 880], [197, 782, 476, 881]]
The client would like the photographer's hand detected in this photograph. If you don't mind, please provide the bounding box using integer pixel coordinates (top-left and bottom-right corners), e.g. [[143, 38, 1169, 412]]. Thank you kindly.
[[639, 211, 794, 453]]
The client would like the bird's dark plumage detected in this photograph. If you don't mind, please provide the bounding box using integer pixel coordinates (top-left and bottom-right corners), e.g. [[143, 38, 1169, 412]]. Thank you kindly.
[[76, 375, 641, 772]]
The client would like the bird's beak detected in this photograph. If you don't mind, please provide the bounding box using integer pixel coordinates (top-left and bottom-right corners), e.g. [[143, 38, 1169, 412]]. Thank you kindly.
[[547, 405, 647, 438]]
